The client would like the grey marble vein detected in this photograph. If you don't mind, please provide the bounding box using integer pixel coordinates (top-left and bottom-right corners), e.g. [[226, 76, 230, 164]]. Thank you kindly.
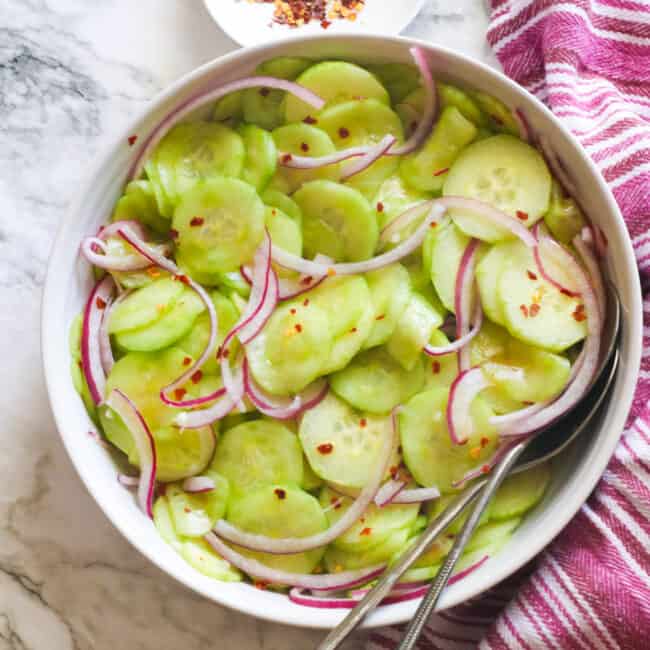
[[0, 1, 492, 648]]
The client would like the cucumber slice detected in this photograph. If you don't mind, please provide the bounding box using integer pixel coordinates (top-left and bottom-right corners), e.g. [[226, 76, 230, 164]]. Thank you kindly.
[[331, 348, 425, 415], [476, 241, 522, 325], [293, 180, 377, 262], [213, 91, 244, 122], [246, 299, 332, 394], [212, 420, 304, 495], [372, 175, 431, 232], [299, 393, 392, 489], [316, 99, 404, 198], [400, 106, 478, 193], [363, 263, 412, 349], [180, 538, 242, 581], [284, 61, 390, 124], [429, 222, 472, 313], [320, 486, 419, 553], [302, 460, 324, 492], [114, 288, 205, 352], [465, 518, 521, 554], [70, 356, 97, 423], [422, 330, 459, 391], [366, 63, 421, 104], [150, 122, 245, 206], [426, 494, 492, 536], [412, 535, 454, 569], [227, 485, 327, 574], [271, 123, 340, 193], [470, 320, 510, 365], [399, 388, 498, 493], [216, 271, 251, 298], [438, 82, 487, 127], [166, 472, 230, 537], [387, 292, 444, 371], [471, 91, 519, 135], [544, 180, 586, 244], [443, 135, 552, 242], [238, 124, 277, 191], [265, 206, 302, 257], [324, 528, 411, 572], [492, 463, 551, 520], [173, 177, 266, 275], [112, 180, 169, 235], [153, 496, 180, 547], [261, 189, 303, 224], [108, 278, 184, 334], [258, 56, 312, 80], [144, 158, 175, 218]]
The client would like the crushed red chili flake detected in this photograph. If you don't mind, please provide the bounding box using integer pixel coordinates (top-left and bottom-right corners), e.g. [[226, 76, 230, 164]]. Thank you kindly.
[[491, 114, 504, 125], [360, 527, 372, 536], [300, 275, 313, 286], [191, 370, 203, 384], [300, 142, 310, 152], [527, 270, 538, 280], [274, 488, 287, 500], [77, 360, 83, 369], [519, 304, 529, 318], [128, 134, 138, 146], [376, 202, 384, 213], [389, 465, 399, 479], [95, 297, 107, 309], [481, 465, 491, 474], [410, 121, 418, 134], [303, 298, 310, 306], [271, 209, 277, 216], [433, 167, 449, 177], [190, 216, 205, 227], [303, 115, 318, 125], [174, 388, 187, 400], [429, 221, 437, 228], [281, 153, 293, 163], [259, 87, 271, 97], [432, 361, 441, 374], [290, 308, 297, 315], [573, 304, 587, 321], [350, 327, 358, 333], [317, 442, 334, 454], [338, 127, 350, 139], [177, 274, 190, 285], [359, 418, 367, 428], [254, 581, 269, 590], [169, 228, 179, 239], [222, 348, 230, 359], [516, 210, 529, 221], [560, 288, 574, 297], [480, 436, 490, 448], [183, 356, 192, 366], [529, 303, 541, 317], [184, 506, 191, 513], [294, 323, 303, 333], [375, 314, 386, 321], [321, 19, 331, 28]]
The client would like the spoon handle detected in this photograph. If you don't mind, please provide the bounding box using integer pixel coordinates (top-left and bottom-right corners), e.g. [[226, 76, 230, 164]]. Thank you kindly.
[[316, 480, 487, 650], [395, 441, 528, 650]]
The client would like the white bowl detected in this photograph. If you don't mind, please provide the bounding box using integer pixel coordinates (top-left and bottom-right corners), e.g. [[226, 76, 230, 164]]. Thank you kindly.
[[42, 34, 642, 629]]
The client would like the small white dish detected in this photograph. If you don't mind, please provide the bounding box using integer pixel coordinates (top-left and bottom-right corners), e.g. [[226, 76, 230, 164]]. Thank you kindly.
[[203, 0, 427, 46], [42, 34, 642, 630]]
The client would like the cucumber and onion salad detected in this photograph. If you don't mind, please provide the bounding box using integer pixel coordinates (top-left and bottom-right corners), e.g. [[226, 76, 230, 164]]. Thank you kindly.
[[74, 47, 606, 607]]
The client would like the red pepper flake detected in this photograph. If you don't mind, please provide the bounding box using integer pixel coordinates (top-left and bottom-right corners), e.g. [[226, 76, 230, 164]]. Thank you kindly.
[[177, 274, 190, 285], [338, 127, 350, 139], [303, 298, 310, 307], [432, 361, 441, 374], [523, 400, 534, 405], [491, 114, 504, 125], [481, 465, 491, 474], [222, 347, 230, 359], [433, 167, 449, 177], [359, 418, 367, 428], [320, 19, 331, 29], [529, 303, 541, 318], [183, 356, 192, 366], [480, 436, 490, 448], [330, 496, 342, 509], [300, 142, 310, 152], [360, 527, 372, 536], [303, 115, 318, 125], [290, 308, 297, 315], [190, 216, 204, 227], [376, 202, 384, 213], [259, 87, 270, 97], [95, 297, 107, 309], [274, 488, 287, 500], [519, 304, 529, 318], [429, 221, 437, 228], [317, 443, 334, 455], [389, 465, 399, 479], [169, 228, 179, 239], [254, 581, 269, 591], [174, 388, 187, 401], [300, 275, 313, 286], [350, 327, 358, 333], [294, 323, 303, 333], [128, 134, 138, 146], [184, 506, 191, 513], [560, 288, 574, 297], [573, 304, 587, 322], [77, 360, 83, 369], [410, 121, 418, 134], [191, 370, 203, 384], [516, 210, 529, 221], [527, 270, 538, 280], [281, 153, 293, 164], [375, 314, 386, 321]]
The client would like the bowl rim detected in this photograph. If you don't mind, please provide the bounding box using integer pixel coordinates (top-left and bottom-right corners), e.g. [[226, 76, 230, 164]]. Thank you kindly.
[[42, 32, 643, 630]]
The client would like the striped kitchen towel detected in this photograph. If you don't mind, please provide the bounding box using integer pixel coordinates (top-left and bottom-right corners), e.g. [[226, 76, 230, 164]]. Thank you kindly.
[[369, 1, 650, 648]]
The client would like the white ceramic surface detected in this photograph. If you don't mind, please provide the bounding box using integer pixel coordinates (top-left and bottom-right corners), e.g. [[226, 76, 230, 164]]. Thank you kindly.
[[204, 0, 426, 46], [42, 34, 642, 630]]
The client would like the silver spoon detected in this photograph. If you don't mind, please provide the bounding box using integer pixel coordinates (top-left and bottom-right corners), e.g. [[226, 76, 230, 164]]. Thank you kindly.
[[318, 286, 620, 650]]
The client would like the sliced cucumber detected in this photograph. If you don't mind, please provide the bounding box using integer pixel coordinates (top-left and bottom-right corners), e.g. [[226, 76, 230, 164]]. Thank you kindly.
[[302, 460, 324, 492], [153, 496, 180, 547], [257, 56, 312, 80], [211, 420, 304, 495], [492, 463, 551, 520], [387, 292, 444, 371], [293, 180, 377, 262], [238, 124, 277, 191], [111, 180, 169, 235], [324, 528, 410, 572], [266, 206, 302, 257], [426, 494, 492, 536], [316, 99, 404, 198], [465, 518, 521, 554], [242, 87, 286, 132], [246, 298, 332, 394], [372, 175, 431, 232], [422, 330, 459, 391], [367, 63, 421, 104], [261, 188, 303, 224], [299, 393, 392, 489], [271, 123, 340, 193], [173, 177, 266, 275], [363, 263, 412, 349], [331, 347, 424, 415], [284, 61, 390, 124], [213, 91, 244, 122], [438, 82, 487, 127], [180, 538, 242, 581], [444, 135, 551, 242], [400, 106, 478, 193], [544, 180, 586, 244], [399, 388, 498, 493], [226, 485, 327, 574], [471, 91, 520, 135]]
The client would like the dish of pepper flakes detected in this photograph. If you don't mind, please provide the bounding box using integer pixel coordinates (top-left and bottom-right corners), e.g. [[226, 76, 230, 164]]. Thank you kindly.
[[253, 0, 366, 29]]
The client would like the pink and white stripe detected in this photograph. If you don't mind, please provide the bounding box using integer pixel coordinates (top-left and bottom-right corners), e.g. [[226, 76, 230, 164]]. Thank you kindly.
[[369, 1, 650, 647]]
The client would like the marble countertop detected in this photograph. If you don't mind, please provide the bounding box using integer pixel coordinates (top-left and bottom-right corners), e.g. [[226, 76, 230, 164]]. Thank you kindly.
[[0, 1, 495, 648]]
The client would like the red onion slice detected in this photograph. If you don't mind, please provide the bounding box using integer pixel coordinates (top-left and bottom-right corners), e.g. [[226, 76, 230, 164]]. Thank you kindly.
[[390, 486, 441, 505], [182, 476, 216, 493], [591, 225, 608, 258], [204, 532, 385, 590], [388, 47, 437, 157], [243, 358, 329, 420], [212, 414, 396, 554], [512, 108, 531, 143], [117, 473, 140, 488], [98, 220, 148, 241], [379, 201, 434, 247], [374, 479, 406, 507], [271, 202, 446, 277], [538, 135, 579, 198], [447, 367, 491, 446], [278, 144, 372, 170], [80, 237, 153, 271], [454, 240, 481, 372], [129, 77, 325, 181], [239, 268, 278, 345], [106, 389, 157, 518], [424, 302, 482, 358], [340, 134, 397, 180], [81, 275, 116, 405], [574, 231, 606, 320], [532, 224, 580, 297], [98, 289, 132, 376]]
